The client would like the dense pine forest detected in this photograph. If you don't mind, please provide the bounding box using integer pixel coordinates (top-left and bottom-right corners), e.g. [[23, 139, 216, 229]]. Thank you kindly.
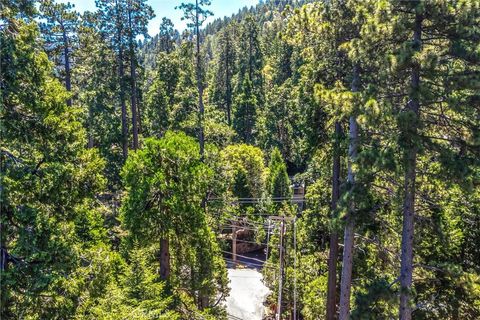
[[1, 0, 480, 319]]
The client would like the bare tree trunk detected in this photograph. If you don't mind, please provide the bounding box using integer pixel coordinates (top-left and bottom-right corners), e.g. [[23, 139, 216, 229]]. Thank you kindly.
[[399, 8, 423, 320], [159, 237, 170, 281], [195, 0, 205, 160], [326, 121, 342, 320], [128, 8, 139, 151], [339, 64, 360, 320]]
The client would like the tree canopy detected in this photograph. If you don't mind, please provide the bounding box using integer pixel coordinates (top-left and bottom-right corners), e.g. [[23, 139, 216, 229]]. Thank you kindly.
[[1, 0, 479, 319]]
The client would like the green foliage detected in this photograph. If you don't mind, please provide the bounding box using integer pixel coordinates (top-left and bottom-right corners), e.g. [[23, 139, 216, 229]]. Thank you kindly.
[[208, 24, 236, 125], [78, 247, 179, 320], [237, 15, 263, 91], [121, 132, 228, 315], [158, 17, 176, 54], [268, 148, 291, 199], [258, 80, 303, 165], [3, 0, 480, 319], [75, 13, 123, 188], [0, 0, 36, 18], [220, 144, 267, 200], [176, 0, 213, 31], [204, 105, 236, 148], [121, 132, 211, 241], [144, 52, 179, 137], [170, 42, 198, 134], [0, 20, 113, 319], [233, 77, 257, 144], [39, 0, 79, 76]]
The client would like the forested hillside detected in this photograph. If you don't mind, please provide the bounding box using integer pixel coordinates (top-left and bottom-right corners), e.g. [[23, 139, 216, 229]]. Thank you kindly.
[[1, 0, 479, 319]]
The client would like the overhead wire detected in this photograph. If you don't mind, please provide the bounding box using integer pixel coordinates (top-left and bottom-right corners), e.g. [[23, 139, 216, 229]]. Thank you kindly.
[[222, 258, 277, 270], [220, 224, 265, 232], [220, 222, 273, 230], [208, 197, 305, 201], [210, 193, 304, 319], [227, 238, 269, 246], [220, 219, 272, 227], [227, 314, 244, 320], [220, 250, 275, 265], [222, 256, 277, 269]]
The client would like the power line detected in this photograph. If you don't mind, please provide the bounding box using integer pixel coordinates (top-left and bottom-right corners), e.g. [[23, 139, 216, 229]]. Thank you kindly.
[[222, 257, 277, 270], [220, 212, 286, 217], [223, 200, 306, 204], [227, 314, 244, 320], [209, 197, 304, 200], [220, 219, 272, 227], [220, 216, 285, 226], [221, 214, 299, 320], [207, 197, 306, 203], [220, 222, 280, 232], [220, 224, 265, 232], [224, 238, 269, 246], [228, 275, 265, 279], [220, 250, 273, 265], [220, 222, 273, 230]]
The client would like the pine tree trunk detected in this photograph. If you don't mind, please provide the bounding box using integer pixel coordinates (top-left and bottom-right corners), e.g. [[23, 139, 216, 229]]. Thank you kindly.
[[248, 31, 253, 83], [62, 28, 72, 107], [159, 237, 170, 281], [0, 221, 10, 317], [195, 0, 205, 159], [137, 90, 143, 136], [88, 105, 94, 148], [225, 36, 232, 126], [128, 9, 139, 151], [0, 248, 9, 317], [199, 295, 209, 310], [326, 121, 342, 320], [119, 46, 128, 160], [339, 65, 360, 320], [116, 0, 128, 160], [0, 222, 7, 273], [399, 8, 423, 320], [226, 79, 232, 126]]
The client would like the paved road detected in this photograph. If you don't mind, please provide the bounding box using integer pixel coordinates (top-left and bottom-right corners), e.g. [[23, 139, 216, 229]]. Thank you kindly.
[[225, 268, 270, 320]]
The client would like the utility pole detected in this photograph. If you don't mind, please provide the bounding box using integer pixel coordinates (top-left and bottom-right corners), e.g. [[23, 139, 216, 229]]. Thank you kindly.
[[269, 216, 295, 320], [232, 221, 237, 264], [264, 218, 271, 278], [265, 218, 271, 260], [277, 220, 285, 320], [293, 218, 297, 320]]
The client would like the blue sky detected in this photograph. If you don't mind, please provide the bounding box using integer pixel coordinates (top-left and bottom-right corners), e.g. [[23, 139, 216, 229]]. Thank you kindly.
[[58, 0, 259, 35]]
